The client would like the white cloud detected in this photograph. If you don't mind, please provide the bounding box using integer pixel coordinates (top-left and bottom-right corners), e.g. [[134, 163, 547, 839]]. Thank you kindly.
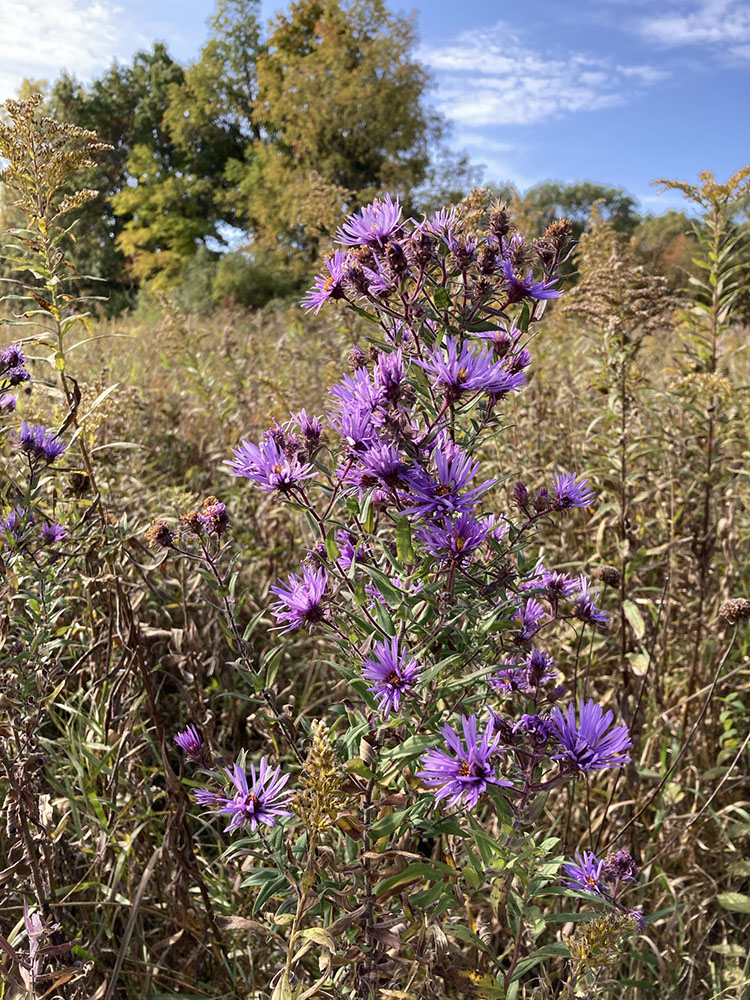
[[420, 23, 666, 128], [637, 0, 750, 59], [451, 132, 533, 188], [0, 0, 128, 101]]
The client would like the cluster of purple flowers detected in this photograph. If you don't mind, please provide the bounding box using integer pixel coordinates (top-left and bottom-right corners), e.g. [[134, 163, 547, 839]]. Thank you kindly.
[[17, 421, 66, 467], [415, 697, 631, 812], [301, 196, 563, 316], [171, 194, 638, 933], [227, 411, 321, 493], [489, 647, 557, 698], [1, 506, 67, 552], [1, 343, 30, 403], [563, 848, 644, 926], [174, 726, 292, 834]]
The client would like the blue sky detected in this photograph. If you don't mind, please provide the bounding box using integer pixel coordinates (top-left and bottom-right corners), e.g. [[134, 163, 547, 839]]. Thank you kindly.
[[2, 0, 749, 214]]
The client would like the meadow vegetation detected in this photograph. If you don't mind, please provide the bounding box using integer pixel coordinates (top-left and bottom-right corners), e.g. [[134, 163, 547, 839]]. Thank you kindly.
[[1, 5, 750, 999]]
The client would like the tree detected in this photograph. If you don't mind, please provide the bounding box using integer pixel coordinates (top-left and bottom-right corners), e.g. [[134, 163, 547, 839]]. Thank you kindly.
[[242, 0, 444, 262], [514, 181, 640, 243], [629, 209, 697, 290], [47, 44, 186, 308]]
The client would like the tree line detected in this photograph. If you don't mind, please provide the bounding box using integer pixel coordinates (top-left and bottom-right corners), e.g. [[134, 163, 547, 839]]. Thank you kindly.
[[1, 0, 713, 313]]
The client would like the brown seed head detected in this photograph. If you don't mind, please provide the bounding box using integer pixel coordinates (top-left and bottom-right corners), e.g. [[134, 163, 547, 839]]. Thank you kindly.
[[718, 598, 750, 625], [180, 509, 203, 536], [146, 520, 174, 549], [594, 565, 622, 588], [489, 200, 510, 241], [544, 217, 574, 249]]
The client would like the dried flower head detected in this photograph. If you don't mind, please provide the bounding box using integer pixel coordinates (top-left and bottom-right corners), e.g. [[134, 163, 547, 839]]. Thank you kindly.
[[147, 520, 175, 549], [565, 912, 636, 973], [290, 720, 356, 833], [718, 598, 750, 625], [594, 565, 622, 588]]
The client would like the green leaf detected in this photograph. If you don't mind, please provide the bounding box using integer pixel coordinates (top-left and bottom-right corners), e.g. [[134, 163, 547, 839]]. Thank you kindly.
[[374, 861, 453, 897], [433, 286, 451, 310], [395, 518, 415, 563], [716, 892, 750, 914], [370, 808, 410, 840], [622, 599, 646, 640], [325, 531, 340, 562]]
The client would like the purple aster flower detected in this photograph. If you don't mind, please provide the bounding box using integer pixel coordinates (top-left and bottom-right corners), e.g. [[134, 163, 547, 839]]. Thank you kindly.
[[1, 343, 26, 369], [291, 408, 322, 451], [227, 436, 314, 493], [489, 659, 526, 696], [523, 647, 556, 689], [417, 714, 511, 810], [197, 499, 229, 536], [542, 570, 578, 603], [571, 575, 610, 628], [328, 403, 378, 455], [347, 441, 411, 494], [196, 758, 292, 833], [520, 560, 547, 592], [602, 849, 638, 884], [551, 699, 632, 773], [0, 392, 17, 412], [416, 511, 492, 566], [336, 195, 402, 247], [361, 257, 396, 298], [335, 529, 369, 571], [41, 522, 67, 546], [550, 471, 595, 511], [500, 258, 562, 303], [5, 367, 30, 386], [447, 232, 477, 267], [18, 421, 66, 465], [1, 506, 32, 546], [361, 636, 421, 717], [270, 564, 328, 632], [403, 436, 493, 519], [329, 367, 383, 413], [173, 724, 207, 765], [424, 206, 458, 240], [417, 335, 525, 403], [474, 327, 517, 358], [374, 349, 408, 404], [513, 713, 555, 750], [505, 347, 533, 377], [301, 250, 350, 314], [513, 598, 546, 641], [562, 850, 607, 897]]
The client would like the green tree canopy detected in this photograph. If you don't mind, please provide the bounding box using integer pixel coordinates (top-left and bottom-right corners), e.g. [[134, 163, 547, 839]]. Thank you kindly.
[[515, 181, 641, 242], [242, 0, 444, 262]]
